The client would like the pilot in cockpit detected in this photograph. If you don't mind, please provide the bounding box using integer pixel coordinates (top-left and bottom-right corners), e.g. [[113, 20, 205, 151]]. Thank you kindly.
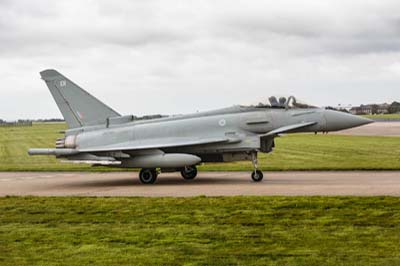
[[254, 96, 316, 109]]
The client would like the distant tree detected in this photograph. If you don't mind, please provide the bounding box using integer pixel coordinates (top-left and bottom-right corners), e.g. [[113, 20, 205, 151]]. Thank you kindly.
[[388, 101, 400, 114], [17, 119, 31, 123], [325, 106, 348, 113], [35, 118, 65, 122], [325, 106, 336, 111], [370, 104, 379, 115]]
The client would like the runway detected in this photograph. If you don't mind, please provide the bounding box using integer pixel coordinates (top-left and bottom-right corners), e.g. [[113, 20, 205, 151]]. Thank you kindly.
[[0, 171, 399, 197], [335, 121, 400, 136]]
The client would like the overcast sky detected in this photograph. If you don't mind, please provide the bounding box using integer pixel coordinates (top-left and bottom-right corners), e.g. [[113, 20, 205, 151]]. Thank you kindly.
[[1, 0, 400, 120]]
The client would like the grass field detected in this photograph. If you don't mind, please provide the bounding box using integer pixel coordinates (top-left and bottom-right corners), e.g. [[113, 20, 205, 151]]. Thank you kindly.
[[362, 114, 400, 120], [1, 123, 400, 171], [0, 196, 399, 265]]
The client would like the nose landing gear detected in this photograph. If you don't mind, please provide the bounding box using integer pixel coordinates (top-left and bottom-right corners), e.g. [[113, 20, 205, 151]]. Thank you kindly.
[[251, 152, 264, 182], [251, 170, 264, 182]]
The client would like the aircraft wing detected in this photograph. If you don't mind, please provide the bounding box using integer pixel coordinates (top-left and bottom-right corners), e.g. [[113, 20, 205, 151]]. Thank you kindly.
[[261, 121, 317, 137], [78, 137, 239, 153]]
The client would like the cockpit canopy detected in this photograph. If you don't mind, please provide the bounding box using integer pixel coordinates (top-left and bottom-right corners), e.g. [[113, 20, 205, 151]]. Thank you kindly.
[[249, 96, 317, 109]]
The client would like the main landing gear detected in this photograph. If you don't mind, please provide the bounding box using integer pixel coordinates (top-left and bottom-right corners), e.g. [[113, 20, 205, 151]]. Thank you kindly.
[[139, 168, 158, 184], [180, 165, 198, 180], [251, 153, 264, 182], [139, 166, 198, 184]]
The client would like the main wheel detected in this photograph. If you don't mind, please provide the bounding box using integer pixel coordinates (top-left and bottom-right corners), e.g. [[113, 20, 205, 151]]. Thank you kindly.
[[139, 169, 158, 184], [180, 166, 198, 180], [251, 170, 263, 182]]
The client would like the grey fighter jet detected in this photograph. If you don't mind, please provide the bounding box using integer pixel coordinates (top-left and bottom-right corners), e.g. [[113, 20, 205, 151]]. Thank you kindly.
[[29, 70, 373, 184]]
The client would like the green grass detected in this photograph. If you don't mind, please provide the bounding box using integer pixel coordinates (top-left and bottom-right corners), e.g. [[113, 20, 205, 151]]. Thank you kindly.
[[0, 196, 400, 265], [0, 123, 93, 171], [1, 123, 400, 171], [362, 114, 400, 120]]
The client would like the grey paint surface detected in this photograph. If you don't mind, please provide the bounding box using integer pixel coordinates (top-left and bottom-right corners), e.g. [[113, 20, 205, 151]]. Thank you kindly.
[[0, 171, 399, 197]]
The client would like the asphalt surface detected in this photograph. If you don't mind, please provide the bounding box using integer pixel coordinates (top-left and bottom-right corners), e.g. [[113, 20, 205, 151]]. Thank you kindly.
[[335, 121, 400, 136], [1, 171, 399, 197]]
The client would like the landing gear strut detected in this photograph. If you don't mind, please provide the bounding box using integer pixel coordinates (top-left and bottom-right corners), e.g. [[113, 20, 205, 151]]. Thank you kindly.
[[251, 152, 263, 182], [180, 165, 198, 180], [139, 168, 158, 184]]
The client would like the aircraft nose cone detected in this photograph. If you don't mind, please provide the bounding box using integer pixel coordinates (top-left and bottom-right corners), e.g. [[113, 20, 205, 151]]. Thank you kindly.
[[324, 110, 374, 131]]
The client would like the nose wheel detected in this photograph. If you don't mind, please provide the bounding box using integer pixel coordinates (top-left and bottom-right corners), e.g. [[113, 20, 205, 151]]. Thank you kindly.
[[139, 169, 158, 184], [251, 152, 264, 182], [251, 170, 264, 182]]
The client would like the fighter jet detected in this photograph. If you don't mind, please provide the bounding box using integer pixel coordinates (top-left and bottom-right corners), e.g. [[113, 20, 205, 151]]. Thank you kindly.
[[29, 69, 373, 184]]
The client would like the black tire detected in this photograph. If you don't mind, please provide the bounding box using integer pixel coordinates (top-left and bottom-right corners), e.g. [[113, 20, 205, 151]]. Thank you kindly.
[[251, 170, 263, 182], [139, 169, 158, 184], [180, 166, 198, 180]]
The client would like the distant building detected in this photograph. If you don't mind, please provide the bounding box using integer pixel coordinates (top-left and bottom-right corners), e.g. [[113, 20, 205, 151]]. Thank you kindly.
[[376, 103, 391, 114], [350, 103, 390, 115]]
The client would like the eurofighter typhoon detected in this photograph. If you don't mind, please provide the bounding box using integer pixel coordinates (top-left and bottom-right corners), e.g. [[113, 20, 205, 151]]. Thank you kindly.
[[29, 70, 373, 184]]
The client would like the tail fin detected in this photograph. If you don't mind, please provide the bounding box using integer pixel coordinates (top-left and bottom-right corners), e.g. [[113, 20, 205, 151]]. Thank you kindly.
[[40, 69, 121, 128]]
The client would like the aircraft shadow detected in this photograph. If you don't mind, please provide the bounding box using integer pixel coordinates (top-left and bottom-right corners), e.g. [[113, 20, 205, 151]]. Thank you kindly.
[[62, 176, 255, 188]]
